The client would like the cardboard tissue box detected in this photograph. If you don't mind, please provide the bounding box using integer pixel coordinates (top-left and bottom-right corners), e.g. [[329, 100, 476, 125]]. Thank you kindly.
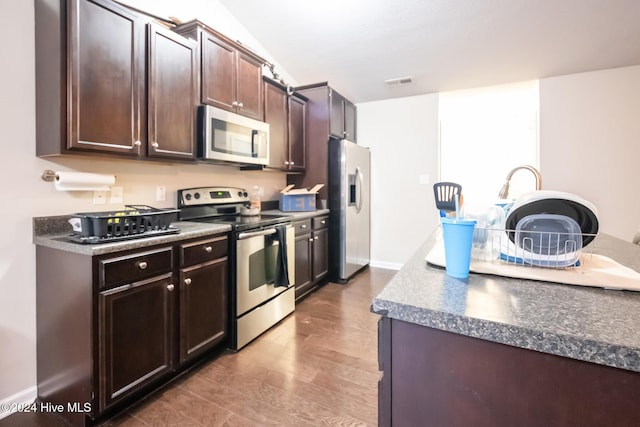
[[279, 184, 324, 212]]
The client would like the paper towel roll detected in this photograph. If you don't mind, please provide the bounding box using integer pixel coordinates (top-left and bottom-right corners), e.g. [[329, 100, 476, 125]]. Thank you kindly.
[[53, 171, 116, 191]]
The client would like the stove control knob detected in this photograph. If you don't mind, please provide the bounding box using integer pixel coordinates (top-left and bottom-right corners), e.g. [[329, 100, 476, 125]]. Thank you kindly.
[[243, 191, 248, 197], [237, 191, 242, 197], [185, 193, 192, 201], [194, 192, 201, 199]]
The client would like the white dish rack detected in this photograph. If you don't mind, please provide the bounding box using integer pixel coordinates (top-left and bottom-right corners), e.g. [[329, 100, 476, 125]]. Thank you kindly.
[[470, 226, 598, 269]]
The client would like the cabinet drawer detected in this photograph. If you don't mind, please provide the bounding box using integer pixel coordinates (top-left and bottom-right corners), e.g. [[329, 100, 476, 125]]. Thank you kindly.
[[312, 216, 328, 230], [294, 219, 311, 236], [180, 235, 228, 267], [99, 247, 173, 289]]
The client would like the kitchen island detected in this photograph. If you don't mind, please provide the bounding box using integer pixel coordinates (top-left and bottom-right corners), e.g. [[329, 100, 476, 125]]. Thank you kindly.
[[371, 231, 640, 426]]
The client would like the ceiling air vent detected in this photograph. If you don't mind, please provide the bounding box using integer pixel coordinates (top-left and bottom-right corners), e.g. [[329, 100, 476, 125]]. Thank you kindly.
[[384, 76, 413, 87]]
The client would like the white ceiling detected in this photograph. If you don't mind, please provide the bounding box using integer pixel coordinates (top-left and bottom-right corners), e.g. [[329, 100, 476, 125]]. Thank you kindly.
[[218, 0, 640, 103]]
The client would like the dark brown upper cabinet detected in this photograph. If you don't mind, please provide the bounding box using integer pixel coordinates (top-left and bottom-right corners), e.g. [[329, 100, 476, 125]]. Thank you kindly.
[[35, 0, 197, 160], [174, 20, 265, 121], [287, 82, 357, 201], [288, 94, 307, 171], [263, 78, 307, 172], [147, 23, 198, 160], [329, 88, 357, 142], [36, 0, 146, 157]]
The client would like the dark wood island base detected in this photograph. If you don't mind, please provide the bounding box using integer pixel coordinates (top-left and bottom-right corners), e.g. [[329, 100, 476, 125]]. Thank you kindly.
[[378, 316, 640, 427]]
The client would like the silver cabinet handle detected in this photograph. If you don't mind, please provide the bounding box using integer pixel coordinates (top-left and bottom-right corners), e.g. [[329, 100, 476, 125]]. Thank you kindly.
[[290, 162, 295, 165], [151, 142, 159, 149], [184, 278, 192, 286], [137, 261, 148, 270], [204, 246, 213, 253], [167, 284, 174, 291], [301, 224, 307, 228], [134, 140, 142, 147], [238, 102, 244, 108], [285, 161, 289, 165], [232, 101, 238, 107], [314, 236, 318, 240], [321, 220, 326, 224], [309, 238, 314, 242]]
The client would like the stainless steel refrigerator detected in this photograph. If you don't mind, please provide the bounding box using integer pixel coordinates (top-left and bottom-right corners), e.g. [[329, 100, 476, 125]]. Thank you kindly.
[[328, 138, 371, 283]]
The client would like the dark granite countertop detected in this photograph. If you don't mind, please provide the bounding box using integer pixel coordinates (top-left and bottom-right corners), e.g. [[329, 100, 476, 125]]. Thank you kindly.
[[32, 209, 330, 255], [33, 216, 231, 256], [371, 230, 640, 373]]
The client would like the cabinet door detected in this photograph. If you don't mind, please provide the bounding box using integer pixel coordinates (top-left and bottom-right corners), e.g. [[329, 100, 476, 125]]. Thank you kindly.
[[264, 81, 288, 170], [312, 228, 329, 282], [344, 99, 357, 142], [201, 32, 236, 111], [68, 0, 145, 156], [148, 24, 198, 160], [179, 258, 227, 363], [288, 95, 306, 172], [329, 88, 345, 139], [98, 274, 174, 411], [294, 233, 313, 299], [236, 52, 264, 120]]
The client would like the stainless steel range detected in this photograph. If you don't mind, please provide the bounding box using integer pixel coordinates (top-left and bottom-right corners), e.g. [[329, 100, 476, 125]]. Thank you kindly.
[[178, 186, 295, 350]]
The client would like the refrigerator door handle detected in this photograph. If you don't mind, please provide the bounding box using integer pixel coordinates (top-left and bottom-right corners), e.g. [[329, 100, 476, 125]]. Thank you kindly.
[[355, 167, 363, 213]]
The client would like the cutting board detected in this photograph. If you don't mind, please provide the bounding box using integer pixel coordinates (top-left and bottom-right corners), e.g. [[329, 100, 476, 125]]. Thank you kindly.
[[425, 243, 640, 291]]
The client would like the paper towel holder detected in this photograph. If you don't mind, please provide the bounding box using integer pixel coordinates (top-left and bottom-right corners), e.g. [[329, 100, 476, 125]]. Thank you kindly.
[[41, 169, 57, 182], [41, 169, 116, 191]]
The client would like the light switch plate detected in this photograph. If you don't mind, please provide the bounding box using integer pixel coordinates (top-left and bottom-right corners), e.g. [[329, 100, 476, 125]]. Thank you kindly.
[[156, 186, 166, 202], [110, 186, 123, 204]]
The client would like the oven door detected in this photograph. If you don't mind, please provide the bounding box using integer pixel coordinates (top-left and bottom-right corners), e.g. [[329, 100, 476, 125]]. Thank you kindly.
[[236, 225, 295, 316]]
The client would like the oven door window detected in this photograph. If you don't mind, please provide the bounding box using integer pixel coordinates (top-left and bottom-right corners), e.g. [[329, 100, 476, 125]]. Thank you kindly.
[[248, 236, 277, 291]]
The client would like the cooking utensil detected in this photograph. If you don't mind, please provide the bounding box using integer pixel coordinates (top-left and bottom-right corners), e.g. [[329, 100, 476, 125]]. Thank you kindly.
[[433, 182, 462, 217]]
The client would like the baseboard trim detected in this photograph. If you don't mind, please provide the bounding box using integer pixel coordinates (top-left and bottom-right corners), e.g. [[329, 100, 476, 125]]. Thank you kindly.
[[370, 260, 403, 270], [0, 386, 37, 420]]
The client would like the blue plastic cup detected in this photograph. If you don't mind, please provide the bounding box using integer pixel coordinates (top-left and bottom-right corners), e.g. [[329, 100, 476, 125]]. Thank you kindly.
[[441, 218, 477, 279]]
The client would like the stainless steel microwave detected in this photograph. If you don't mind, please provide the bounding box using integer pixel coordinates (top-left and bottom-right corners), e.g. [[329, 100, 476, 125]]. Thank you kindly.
[[198, 105, 269, 166]]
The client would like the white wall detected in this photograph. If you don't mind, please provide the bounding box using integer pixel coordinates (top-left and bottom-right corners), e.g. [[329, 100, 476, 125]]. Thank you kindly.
[[0, 0, 289, 411], [540, 66, 640, 240], [358, 94, 440, 269]]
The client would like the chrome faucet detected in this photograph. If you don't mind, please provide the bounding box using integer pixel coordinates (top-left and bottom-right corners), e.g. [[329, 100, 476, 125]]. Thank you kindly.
[[497, 165, 542, 199]]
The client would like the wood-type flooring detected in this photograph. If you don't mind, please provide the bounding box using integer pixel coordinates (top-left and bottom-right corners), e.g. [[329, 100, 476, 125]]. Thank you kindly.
[[0, 267, 395, 427]]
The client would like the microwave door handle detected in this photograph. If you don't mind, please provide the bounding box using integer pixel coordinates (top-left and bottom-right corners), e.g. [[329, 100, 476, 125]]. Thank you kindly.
[[251, 130, 258, 158]]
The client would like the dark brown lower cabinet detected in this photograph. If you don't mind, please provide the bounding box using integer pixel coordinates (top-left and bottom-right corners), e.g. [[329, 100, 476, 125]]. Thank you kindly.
[[295, 229, 313, 296], [179, 258, 227, 362], [312, 227, 328, 282], [35, 232, 228, 426], [293, 215, 329, 301], [377, 316, 640, 427], [98, 274, 174, 411]]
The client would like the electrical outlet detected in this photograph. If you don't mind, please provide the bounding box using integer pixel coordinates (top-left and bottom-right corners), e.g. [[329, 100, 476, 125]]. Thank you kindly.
[[93, 190, 107, 205], [110, 186, 123, 204], [156, 186, 166, 202]]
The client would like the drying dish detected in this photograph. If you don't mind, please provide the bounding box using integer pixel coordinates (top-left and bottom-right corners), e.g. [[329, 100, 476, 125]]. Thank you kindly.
[[507, 214, 583, 267], [505, 190, 599, 247]]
